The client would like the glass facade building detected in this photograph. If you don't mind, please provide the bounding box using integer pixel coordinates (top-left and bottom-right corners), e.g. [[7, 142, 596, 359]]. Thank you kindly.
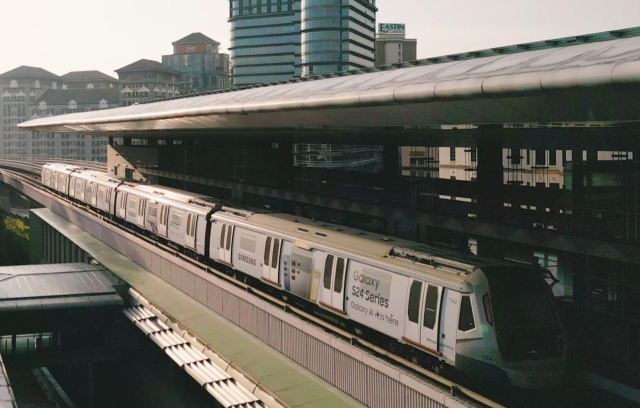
[[229, 0, 302, 86], [301, 0, 376, 76], [229, 0, 376, 86]]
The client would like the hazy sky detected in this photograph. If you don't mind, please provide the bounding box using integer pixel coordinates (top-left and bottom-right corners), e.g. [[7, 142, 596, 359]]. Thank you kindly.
[[0, 0, 639, 78]]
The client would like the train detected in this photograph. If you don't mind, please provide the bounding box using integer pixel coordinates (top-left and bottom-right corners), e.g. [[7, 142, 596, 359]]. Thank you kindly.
[[41, 162, 567, 389]]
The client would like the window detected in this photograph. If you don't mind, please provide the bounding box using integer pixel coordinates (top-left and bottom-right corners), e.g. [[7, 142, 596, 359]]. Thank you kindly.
[[220, 224, 226, 248], [423, 285, 438, 329], [271, 239, 280, 268], [323, 255, 334, 290], [470, 148, 477, 163], [535, 150, 546, 166], [510, 149, 521, 165], [226, 225, 232, 250], [549, 150, 557, 166], [482, 294, 493, 326], [407, 281, 422, 323], [264, 237, 272, 265], [450, 147, 456, 163], [458, 296, 476, 331], [334, 257, 345, 293]]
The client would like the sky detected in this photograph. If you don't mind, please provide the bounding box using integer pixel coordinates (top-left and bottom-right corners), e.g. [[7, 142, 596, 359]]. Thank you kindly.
[[0, 0, 639, 78]]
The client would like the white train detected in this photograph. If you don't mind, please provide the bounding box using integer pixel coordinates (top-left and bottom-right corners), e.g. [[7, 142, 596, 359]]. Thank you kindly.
[[42, 163, 567, 389]]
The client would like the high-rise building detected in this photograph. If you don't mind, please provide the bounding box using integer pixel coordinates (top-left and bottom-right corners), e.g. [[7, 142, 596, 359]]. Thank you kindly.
[[300, 0, 377, 77], [0, 66, 60, 158], [162, 33, 230, 93], [375, 23, 417, 67], [229, 0, 377, 87], [229, 0, 302, 87], [115, 59, 182, 106]]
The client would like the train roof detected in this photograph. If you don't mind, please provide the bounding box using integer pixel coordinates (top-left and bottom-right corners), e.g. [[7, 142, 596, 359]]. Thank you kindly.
[[235, 212, 496, 290], [118, 183, 223, 213], [70, 168, 123, 185], [134, 184, 212, 204], [43, 162, 81, 174]]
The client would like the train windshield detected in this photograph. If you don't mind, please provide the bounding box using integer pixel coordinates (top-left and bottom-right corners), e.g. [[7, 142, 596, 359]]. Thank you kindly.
[[483, 267, 564, 361]]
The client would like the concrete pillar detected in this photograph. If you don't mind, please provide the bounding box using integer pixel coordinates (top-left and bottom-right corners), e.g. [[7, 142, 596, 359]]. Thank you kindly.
[[277, 136, 294, 189], [476, 130, 504, 223], [475, 128, 505, 259], [382, 141, 400, 194]]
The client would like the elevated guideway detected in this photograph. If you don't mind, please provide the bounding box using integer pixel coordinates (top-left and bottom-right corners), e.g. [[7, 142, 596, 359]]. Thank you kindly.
[[0, 166, 490, 407]]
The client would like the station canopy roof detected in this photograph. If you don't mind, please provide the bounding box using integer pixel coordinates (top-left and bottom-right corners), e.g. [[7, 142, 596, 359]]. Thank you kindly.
[[19, 27, 640, 134]]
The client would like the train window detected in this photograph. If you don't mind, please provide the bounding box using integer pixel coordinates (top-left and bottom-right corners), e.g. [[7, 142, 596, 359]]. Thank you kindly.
[[226, 225, 232, 250], [408, 281, 422, 323], [334, 257, 345, 293], [186, 215, 192, 234], [271, 239, 280, 268], [264, 237, 272, 265], [459, 296, 476, 332], [323, 255, 334, 290], [482, 294, 493, 326], [423, 285, 439, 329], [220, 224, 226, 248], [191, 217, 196, 236]]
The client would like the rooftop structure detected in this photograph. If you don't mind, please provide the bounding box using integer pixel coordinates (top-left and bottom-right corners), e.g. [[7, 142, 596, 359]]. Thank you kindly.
[[19, 27, 640, 133], [61, 70, 118, 89], [162, 32, 230, 93], [115, 59, 181, 106], [375, 23, 417, 67]]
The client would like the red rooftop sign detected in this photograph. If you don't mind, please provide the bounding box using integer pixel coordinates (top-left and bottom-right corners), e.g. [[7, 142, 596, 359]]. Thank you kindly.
[[175, 44, 207, 54]]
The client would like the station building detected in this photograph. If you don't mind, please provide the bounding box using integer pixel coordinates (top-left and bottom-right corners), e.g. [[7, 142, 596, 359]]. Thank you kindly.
[[229, 0, 377, 86], [162, 33, 230, 93], [20, 26, 640, 390]]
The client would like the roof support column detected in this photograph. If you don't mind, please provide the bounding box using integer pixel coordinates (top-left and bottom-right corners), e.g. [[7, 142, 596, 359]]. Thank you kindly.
[[476, 127, 505, 259]]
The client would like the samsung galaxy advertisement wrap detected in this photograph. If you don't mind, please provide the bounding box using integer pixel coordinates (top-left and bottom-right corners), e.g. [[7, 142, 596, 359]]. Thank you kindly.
[[347, 262, 406, 337]]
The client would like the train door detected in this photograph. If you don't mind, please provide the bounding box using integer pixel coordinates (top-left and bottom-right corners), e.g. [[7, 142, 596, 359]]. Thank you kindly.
[[320, 254, 347, 313], [51, 172, 58, 190], [185, 213, 196, 250], [158, 203, 169, 237], [439, 289, 460, 363], [97, 186, 107, 210], [136, 197, 146, 227], [404, 279, 443, 356], [59, 174, 66, 194], [44, 169, 51, 186], [68, 177, 76, 198], [76, 179, 85, 202], [262, 236, 281, 286], [117, 192, 127, 219], [218, 223, 234, 264]]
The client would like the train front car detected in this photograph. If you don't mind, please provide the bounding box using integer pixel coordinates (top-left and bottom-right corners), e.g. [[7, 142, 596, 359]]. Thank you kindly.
[[459, 267, 567, 389]]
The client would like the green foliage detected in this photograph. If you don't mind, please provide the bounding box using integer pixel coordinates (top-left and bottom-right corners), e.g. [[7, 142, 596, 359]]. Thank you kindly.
[[0, 211, 30, 266]]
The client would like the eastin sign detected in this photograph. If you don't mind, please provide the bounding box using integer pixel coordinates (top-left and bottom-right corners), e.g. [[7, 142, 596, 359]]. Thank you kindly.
[[379, 23, 405, 35]]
